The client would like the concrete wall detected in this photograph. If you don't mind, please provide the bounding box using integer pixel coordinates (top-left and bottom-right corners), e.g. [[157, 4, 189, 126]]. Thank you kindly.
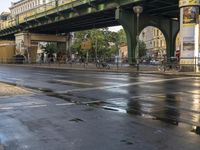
[[0, 40, 15, 63]]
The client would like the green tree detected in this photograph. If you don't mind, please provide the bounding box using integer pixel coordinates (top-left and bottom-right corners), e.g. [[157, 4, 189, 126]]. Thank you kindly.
[[118, 29, 127, 44], [71, 28, 121, 59], [43, 43, 57, 55], [138, 40, 147, 57]]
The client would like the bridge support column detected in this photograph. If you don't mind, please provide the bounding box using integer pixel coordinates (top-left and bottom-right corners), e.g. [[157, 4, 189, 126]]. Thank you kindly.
[[15, 32, 31, 63], [138, 16, 179, 59], [116, 8, 179, 65], [116, 9, 137, 64], [15, 32, 68, 63], [65, 33, 74, 59], [179, 0, 200, 72]]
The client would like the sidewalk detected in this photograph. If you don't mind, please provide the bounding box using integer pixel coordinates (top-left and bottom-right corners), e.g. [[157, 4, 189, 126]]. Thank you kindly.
[[1, 63, 200, 76]]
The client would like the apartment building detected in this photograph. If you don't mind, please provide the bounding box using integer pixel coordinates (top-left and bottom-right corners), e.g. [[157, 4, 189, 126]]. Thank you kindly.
[[10, 0, 53, 17], [140, 26, 166, 57]]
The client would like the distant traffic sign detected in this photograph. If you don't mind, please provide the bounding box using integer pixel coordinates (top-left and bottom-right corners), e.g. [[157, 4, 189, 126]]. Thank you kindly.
[[81, 40, 92, 49]]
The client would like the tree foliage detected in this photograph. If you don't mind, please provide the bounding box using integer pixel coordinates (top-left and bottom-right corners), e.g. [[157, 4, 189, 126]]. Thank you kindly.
[[71, 28, 122, 58], [43, 43, 57, 55], [70, 27, 147, 59], [118, 29, 127, 44], [138, 40, 147, 57]]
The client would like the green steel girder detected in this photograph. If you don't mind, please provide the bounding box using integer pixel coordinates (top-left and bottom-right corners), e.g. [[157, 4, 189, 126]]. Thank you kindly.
[[0, 0, 179, 63], [0, 0, 179, 38]]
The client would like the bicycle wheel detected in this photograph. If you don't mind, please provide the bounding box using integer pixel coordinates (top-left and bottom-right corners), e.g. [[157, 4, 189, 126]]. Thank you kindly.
[[174, 65, 181, 72], [157, 65, 165, 72], [106, 64, 110, 69], [96, 63, 100, 69]]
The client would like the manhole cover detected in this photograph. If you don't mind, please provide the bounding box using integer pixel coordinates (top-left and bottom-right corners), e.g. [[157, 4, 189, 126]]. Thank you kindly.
[[0, 83, 31, 96]]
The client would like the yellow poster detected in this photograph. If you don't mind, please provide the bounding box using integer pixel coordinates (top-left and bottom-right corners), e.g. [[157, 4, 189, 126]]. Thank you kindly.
[[180, 0, 200, 7], [183, 6, 199, 24], [81, 40, 92, 50]]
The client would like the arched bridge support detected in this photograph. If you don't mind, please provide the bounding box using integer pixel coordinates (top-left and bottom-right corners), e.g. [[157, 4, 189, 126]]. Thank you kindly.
[[116, 8, 179, 64], [116, 9, 137, 64]]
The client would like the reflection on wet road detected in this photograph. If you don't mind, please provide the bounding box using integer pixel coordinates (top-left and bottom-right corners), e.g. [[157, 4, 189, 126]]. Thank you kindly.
[[0, 65, 200, 135]]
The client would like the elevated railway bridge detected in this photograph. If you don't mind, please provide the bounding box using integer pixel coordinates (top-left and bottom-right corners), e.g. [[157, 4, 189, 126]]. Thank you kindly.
[[0, 0, 181, 64]]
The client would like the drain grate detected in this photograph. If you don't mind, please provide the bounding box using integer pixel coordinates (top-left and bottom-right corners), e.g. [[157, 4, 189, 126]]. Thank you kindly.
[[0, 83, 32, 96]]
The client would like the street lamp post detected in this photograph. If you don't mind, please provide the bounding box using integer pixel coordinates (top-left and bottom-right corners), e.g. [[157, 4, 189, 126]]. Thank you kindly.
[[133, 6, 143, 71]]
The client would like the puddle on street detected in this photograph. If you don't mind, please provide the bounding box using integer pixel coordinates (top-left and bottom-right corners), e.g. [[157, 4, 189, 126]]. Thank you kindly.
[[14, 82, 199, 136], [44, 90, 200, 136]]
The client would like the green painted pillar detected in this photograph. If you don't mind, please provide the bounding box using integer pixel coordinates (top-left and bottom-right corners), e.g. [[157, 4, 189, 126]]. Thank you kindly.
[[115, 8, 137, 64], [116, 8, 179, 64], [167, 20, 179, 58]]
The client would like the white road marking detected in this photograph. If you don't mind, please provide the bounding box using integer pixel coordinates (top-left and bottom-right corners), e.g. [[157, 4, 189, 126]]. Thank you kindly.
[[0, 107, 14, 110], [80, 100, 103, 104], [54, 79, 93, 86], [34, 73, 67, 78], [7, 78, 22, 81], [57, 77, 196, 93], [33, 73, 50, 76], [56, 103, 74, 106], [26, 105, 47, 108]]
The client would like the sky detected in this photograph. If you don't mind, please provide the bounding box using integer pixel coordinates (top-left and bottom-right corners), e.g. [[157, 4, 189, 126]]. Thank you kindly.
[[0, 0, 122, 32], [108, 26, 123, 32], [0, 0, 18, 12]]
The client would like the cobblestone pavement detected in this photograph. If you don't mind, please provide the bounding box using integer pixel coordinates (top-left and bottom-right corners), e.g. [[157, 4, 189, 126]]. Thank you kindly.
[[0, 83, 32, 96]]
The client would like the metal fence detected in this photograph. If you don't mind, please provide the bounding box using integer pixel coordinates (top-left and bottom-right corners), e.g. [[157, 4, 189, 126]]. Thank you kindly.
[[1, 56, 200, 72]]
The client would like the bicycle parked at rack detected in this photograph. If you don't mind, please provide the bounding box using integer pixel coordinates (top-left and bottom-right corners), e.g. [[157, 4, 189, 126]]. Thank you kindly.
[[157, 57, 181, 72], [96, 60, 110, 69]]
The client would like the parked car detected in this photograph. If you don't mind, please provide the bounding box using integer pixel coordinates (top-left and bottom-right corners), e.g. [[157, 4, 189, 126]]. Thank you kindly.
[[150, 60, 160, 65]]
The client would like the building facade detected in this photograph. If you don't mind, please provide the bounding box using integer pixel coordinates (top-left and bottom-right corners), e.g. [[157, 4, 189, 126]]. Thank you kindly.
[[140, 26, 166, 58], [119, 26, 167, 59], [10, 0, 53, 17]]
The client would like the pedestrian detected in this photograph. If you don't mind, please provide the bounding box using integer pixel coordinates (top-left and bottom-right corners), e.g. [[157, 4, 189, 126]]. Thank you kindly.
[[40, 53, 44, 64]]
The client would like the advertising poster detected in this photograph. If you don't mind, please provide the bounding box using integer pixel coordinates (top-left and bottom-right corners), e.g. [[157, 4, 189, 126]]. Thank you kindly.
[[183, 7, 199, 24], [182, 37, 195, 57], [181, 6, 199, 61]]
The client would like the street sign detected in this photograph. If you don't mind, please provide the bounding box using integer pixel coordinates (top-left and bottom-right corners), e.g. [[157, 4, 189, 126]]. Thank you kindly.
[[81, 40, 92, 50]]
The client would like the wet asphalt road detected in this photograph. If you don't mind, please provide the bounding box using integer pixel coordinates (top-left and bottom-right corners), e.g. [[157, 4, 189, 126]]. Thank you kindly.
[[0, 65, 200, 150]]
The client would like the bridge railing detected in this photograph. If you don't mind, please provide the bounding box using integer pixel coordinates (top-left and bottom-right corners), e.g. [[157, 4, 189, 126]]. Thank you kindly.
[[0, 0, 84, 31]]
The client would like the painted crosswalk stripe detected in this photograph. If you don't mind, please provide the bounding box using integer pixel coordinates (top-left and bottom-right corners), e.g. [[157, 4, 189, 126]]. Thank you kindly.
[[56, 103, 74, 106], [57, 77, 196, 93], [26, 105, 47, 108], [54, 79, 93, 86]]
